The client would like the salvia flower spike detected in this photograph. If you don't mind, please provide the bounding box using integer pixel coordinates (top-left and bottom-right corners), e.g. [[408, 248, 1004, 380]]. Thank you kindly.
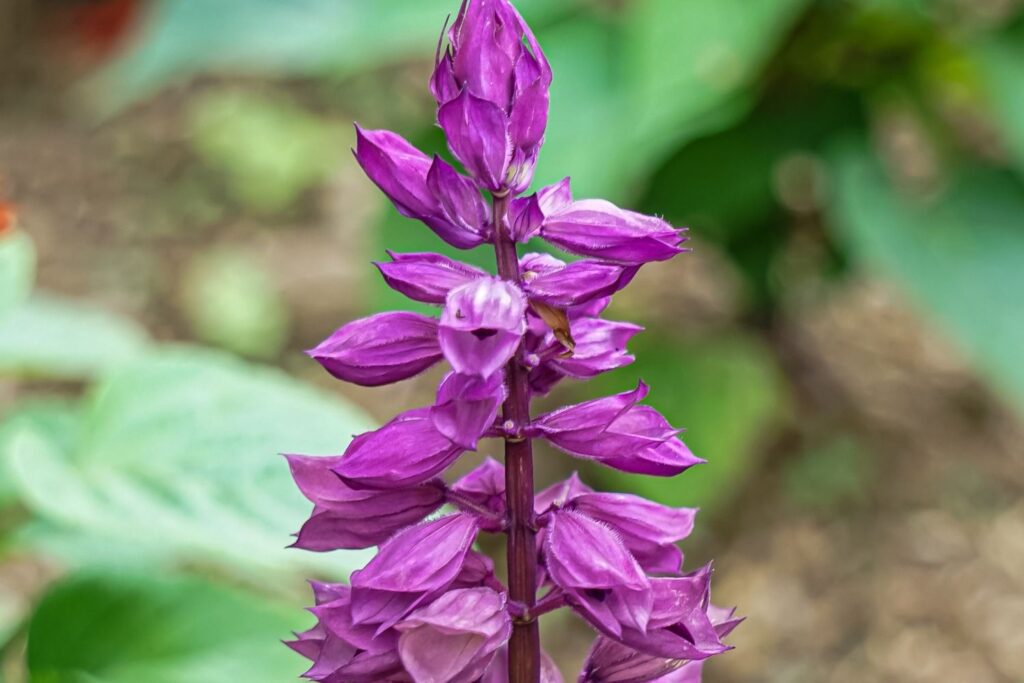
[[287, 1, 736, 681]]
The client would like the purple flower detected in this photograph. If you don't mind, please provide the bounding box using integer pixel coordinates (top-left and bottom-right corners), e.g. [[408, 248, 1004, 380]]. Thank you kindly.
[[350, 514, 480, 630], [534, 383, 704, 476], [439, 277, 527, 378], [540, 197, 688, 265], [543, 318, 643, 380], [570, 492, 697, 575], [375, 251, 488, 305], [482, 646, 565, 682], [579, 589, 742, 683], [521, 253, 639, 308], [286, 454, 444, 550], [287, 583, 407, 682], [396, 587, 511, 683], [354, 126, 488, 249], [334, 408, 464, 489], [432, 0, 552, 193], [545, 509, 652, 637], [536, 477, 697, 575], [431, 371, 507, 449], [450, 457, 507, 522], [288, 2, 737, 680], [307, 311, 441, 387]]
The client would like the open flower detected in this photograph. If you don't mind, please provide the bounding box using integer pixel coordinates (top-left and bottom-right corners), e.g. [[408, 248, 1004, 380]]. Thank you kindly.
[[439, 277, 527, 378], [534, 383, 704, 476]]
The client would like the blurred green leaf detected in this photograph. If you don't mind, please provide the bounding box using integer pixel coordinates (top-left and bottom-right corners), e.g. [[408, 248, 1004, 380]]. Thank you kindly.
[[782, 436, 872, 511], [0, 295, 149, 379], [972, 29, 1024, 181], [93, 0, 564, 111], [4, 346, 373, 580], [179, 248, 290, 359], [0, 231, 35, 317], [0, 399, 81, 507], [829, 141, 1024, 412], [187, 91, 344, 213], [26, 573, 304, 683], [622, 0, 810, 163], [584, 333, 788, 513]]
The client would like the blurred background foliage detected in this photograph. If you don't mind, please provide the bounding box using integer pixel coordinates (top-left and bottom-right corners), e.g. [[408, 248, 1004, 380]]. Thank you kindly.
[[2, 0, 1024, 681]]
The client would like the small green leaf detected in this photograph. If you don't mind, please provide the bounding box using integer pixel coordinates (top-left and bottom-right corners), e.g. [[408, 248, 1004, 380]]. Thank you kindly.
[[0, 295, 149, 379], [5, 346, 374, 580], [26, 573, 305, 683], [179, 248, 290, 359], [0, 230, 35, 317], [828, 140, 1024, 412]]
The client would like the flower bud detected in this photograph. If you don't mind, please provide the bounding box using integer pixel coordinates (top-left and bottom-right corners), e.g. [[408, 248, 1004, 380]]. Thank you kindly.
[[431, 371, 507, 449], [334, 408, 464, 489], [541, 199, 687, 265], [375, 251, 487, 305], [396, 588, 511, 683], [286, 454, 444, 550], [350, 514, 480, 630], [307, 311, 441, 387]]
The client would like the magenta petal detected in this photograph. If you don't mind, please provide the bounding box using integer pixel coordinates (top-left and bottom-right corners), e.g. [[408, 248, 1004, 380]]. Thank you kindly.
[[509, 78, 549, 151], [438, 89, 511, 192], [541, 199, 687, 265], [534, 471, 593, 513], [439, 277, 527, 378], [524, 261, 639, 308], [546, 510, 651, 636], [375, 251, 487, 305], [430, 371, 507, 449], [509, 193, 545, 242], [307, 311, 441, 387], [451, 457, 507, 520], [579, 636, 688, 683], [482, 646, 564, 683], [396, 588, 511, 683], [334, 408, 463, 489], [286, 455, 444, 548], [427, 156, 491, 243], [350, 514, 480, 629], [549, 319, 642, 378]]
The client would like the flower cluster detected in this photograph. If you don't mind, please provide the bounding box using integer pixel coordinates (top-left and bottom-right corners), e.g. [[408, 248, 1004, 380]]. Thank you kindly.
[[285, 1, 738, 681]]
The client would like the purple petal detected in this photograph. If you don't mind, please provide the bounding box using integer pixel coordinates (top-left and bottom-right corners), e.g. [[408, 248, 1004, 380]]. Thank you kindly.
[[286, 454, 444, 548], [546, 510, 651, 636], [439, 277, 527, 378], [579, 636, 688, 683], [509, 193, 545, 242], [541, 199, 687, 265], [523, 260, 639, 308], [334, 408, 463, 489], [375, 251, 487, 305], [451, 457, 507, 519], [534, 471, 593, 513], [571, 493, 696, 574], [427, 156, 491, 243], [535, 382, 649, 434], [350, 514, 479, 628], [307, 312, 441, 387], [430, 371, 507, 449], [355, 126, 483, 250], [396, 588, 511, 683], [481, 646, 564, 683], [438, 89, 511, 192], [509, 78, 549, 151], [450, 0, 517, 109], [549, 319, 642, 379]]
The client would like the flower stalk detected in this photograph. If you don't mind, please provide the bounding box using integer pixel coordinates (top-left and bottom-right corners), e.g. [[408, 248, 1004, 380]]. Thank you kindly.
[[492, 190, 541, 682]]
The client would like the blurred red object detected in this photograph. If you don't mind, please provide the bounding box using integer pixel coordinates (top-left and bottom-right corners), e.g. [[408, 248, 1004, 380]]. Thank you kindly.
[[0, 202, 16, 236], [49, 0, 143, 64]]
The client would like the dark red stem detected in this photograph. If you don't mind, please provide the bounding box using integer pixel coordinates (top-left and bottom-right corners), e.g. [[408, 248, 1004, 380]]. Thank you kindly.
[[492, 192, 541, 683]]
